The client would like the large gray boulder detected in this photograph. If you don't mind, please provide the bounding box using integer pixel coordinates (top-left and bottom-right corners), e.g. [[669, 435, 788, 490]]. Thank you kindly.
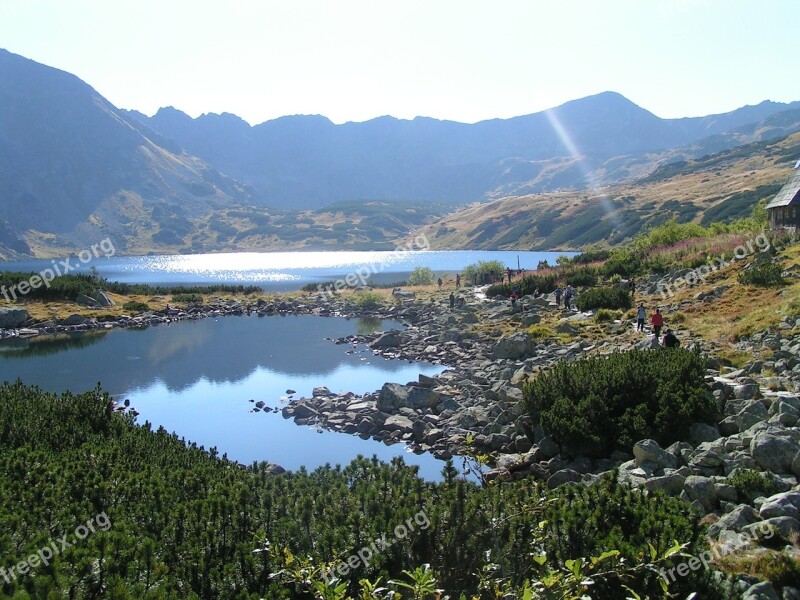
[[0, 307, 30, 328], [377, 383, 440, 411], [370, 330, 404, 348], [61, 314, 88, 326], [683, 475, 718, 512], [76, 293, 100, 307], [92, 289, 114, 307], [492, 332, 532, 360], [633, 439, 677, 470], [742, 582, 779, 600], [546, 468, 581, 489], [643, 472, 685, 496], [759, 491, 800, 520], [384, 415, 414, 432], [688, 422, 721, 445], [707, 504, 761, 539], [750, 432, 800, 474], [736, 401, 768, 431]]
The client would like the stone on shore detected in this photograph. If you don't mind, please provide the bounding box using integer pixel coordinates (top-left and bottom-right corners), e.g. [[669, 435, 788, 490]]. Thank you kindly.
[[0, 307, 30, 328]]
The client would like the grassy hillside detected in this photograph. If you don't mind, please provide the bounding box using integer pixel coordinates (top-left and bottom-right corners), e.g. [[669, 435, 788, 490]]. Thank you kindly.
[[419, 131, 800, 250]]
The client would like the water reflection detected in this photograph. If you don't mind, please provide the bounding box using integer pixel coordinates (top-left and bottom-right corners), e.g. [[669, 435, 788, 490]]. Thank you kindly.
[[0, 314, 450, 479], [355, 317, 385, 335], [0, 331, 108, 358]]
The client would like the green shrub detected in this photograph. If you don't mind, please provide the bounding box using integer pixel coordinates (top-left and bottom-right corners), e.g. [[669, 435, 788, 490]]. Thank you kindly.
[[727, 468, 777, 500], [561, 247, 610, 265], [523, 348, 717, 457], [538, 473, 719, 599], [594, 308, 620, 323], [352, 291, 383, 308], [0, 380, 725, 599], [717, 551, 800, 590], [462, 260, 505, 285], [122, 301, 150, 312], [575, 286, 632, 311], [601, 250, 642, 278], [487, 273, 559, 298], [407, 266, 435, 286], [564, 267, 598, 287], [738, 262, 785, 286], [172, 293, 203, 304], [0, 272, 97, 302]]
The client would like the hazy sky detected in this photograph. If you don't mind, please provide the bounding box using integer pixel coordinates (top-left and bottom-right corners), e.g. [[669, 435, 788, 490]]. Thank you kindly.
[[1, 0, 798, 125]]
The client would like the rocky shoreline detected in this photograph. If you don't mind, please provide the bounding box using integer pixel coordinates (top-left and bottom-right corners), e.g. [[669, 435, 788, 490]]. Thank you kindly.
[[4, 282, 800, 594], [276, 284, 800, 597]]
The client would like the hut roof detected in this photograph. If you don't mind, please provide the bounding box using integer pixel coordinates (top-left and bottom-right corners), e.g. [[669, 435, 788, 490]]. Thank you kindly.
[[767, 169, 800, 209]]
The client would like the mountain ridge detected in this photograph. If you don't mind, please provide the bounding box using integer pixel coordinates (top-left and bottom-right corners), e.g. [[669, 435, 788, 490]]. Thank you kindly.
[[129, 91, 800, 208], [2, 47, 800, 259]]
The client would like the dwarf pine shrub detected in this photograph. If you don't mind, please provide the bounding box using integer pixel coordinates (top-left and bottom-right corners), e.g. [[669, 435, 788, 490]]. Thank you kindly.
[[738, 261, 785, 287], [523, 348, 717, 457], [575, 286, 632, 311]]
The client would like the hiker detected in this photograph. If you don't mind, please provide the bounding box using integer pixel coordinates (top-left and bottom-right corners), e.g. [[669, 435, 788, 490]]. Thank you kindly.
[[507, 267, 513, 284], [663, 328, 680, 348], [455, 273, 461, 288], [437, 277, 443, 289], [554, 287, 562, 306], [533, 287, 540, 298], [449, 292, 455, 309], [564, 286, 573, 309], [629, 278, 636, 296], [651, 308, 664, 341], [511, 292, 517, 307], [636, 303, 646, 332]]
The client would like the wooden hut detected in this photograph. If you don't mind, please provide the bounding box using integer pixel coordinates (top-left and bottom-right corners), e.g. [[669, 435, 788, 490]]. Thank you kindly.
[[767, 169, 800, 230]]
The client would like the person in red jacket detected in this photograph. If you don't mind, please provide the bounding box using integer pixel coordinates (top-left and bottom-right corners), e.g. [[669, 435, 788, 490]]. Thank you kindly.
[[651, 308, 664, 341]]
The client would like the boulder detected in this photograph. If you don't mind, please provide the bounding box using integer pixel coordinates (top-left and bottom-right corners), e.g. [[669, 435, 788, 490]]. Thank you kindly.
[[736, 401, 768, 431], [522, 313, 541, 327], [743, 516, 800, 543], [707, 504, 761, 539], [492, 332, 532, 360], [377, 383, 440, 411], [683, 475, 718, 513], [0, 307, 30, 328], [633, 439, 677, 470], [688, 422, 721, 445], [546, 468, 581, 489], [643, 472, 685, 496], [742, 582, 779, 600], [76, 293, 100, 307], [92, 289, 114, 307], [750, 432, 800, 474], [735, 383, 761, 400], [370, 330, 404, 348], [384, 414, 414, 432], [759, 491, 800, 520], [61, 314, 88, 326]]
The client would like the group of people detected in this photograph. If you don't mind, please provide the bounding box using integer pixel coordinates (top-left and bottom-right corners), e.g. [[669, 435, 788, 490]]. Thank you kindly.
[[449, 292, 466, 309], [636, 304, 679, 347], [553, 285, 575, 309]]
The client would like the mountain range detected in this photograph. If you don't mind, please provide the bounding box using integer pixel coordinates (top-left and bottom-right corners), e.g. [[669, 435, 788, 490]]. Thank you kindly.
[[1, 47, 800, 258]]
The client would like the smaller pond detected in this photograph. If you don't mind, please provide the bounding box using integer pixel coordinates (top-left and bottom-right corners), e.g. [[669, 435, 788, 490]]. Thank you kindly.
[[0, 314, 463, 480]]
